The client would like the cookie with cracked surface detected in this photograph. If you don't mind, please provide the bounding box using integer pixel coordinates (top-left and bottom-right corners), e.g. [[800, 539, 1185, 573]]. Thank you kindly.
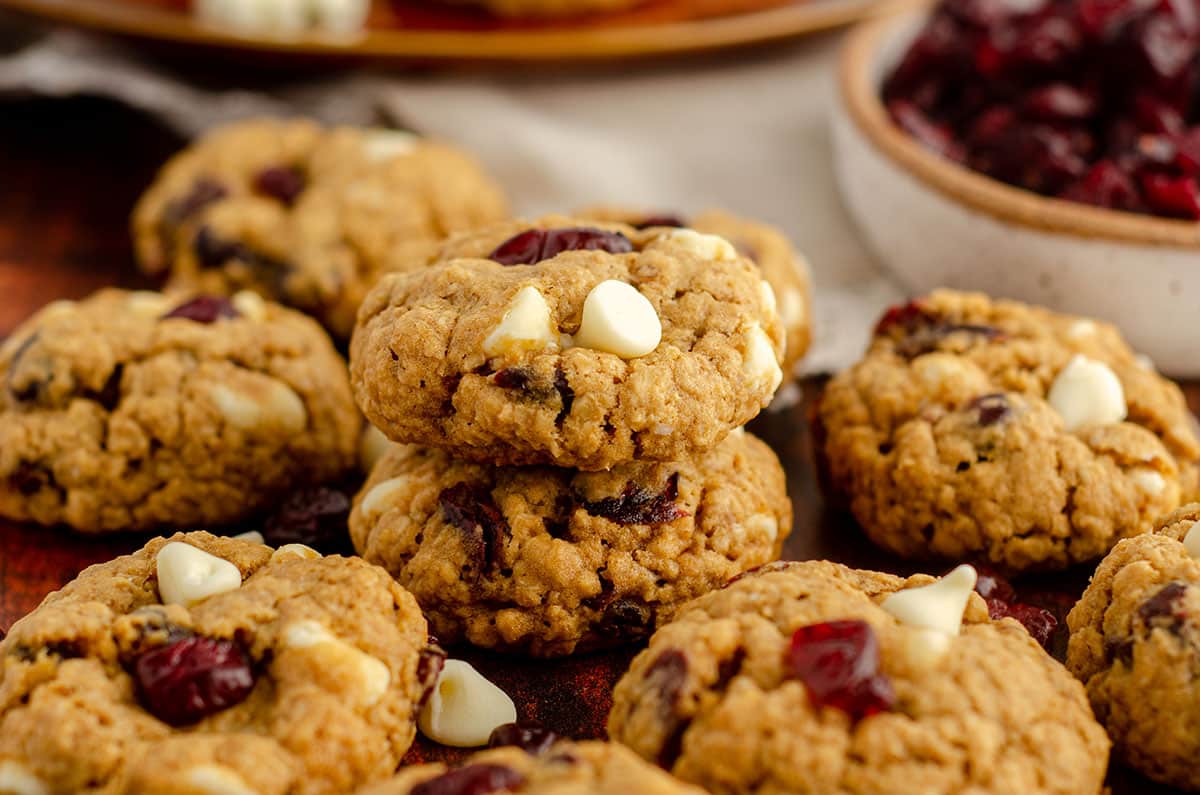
[[814, 289, 1200, 572], [132, 118, 509, 339], [0, 531, 438, 795], [581, 207, 813, 377], [350, 428, 791, 657], [0, 289, 359, 532], [1066, 502, 1200, 790], [357, 739, 704, 794], [608, 559, 1109, 795], [350, 215, 786, 470]]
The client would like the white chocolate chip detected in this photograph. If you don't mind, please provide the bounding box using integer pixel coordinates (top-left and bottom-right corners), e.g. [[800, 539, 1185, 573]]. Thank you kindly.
[[264, 382, 307, 434], [729, 426, 746, 437], [742, 513, 779, 543], [359, 424, 397, 473], [359, 476, 406, 520], [1129, 468, 1166, 496], [759, 280, 778, 318], [1135, 353, 1156, 371], [232, 531, 265, 545], [780, 287, 807, 328], [571, 280, 662, 360], [363, 129, 421, 162], [659, 229, 738, 262], [1066, 319, 1096, 339], [742, 323, 783, 397], [1183, 521, 1200, 559], [185, 765, 255, 795], [209, 382, 307, 434], [902, 627, 954, 669], [209, 385, 259, 430], [196, 0, 368, 36], [483, 286, 558, 359], [418, 659, 517, 748], [882, 565, 978, 637], [126, 291, 172, 318], [283, 620, 391, 706], [155, 542, 242, 607], [270, 543, 321, 563], [231, 290, 267, 321], [913, 354, 965, 390], [1047, 355, 1127, 432], [0, 762, 46, 795]]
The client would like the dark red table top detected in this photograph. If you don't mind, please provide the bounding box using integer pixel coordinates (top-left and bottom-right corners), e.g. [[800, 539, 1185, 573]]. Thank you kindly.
[[0, 95, 1191, 792]]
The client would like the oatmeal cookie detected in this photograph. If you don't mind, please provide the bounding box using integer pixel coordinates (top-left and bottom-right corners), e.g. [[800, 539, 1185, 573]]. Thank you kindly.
[[814, 290, 1200, 571], [0, 289, 359, 532], [609, 560, 1109, 795], [350, 215, 786, 470], [359, 739, 703, 794], [0, 531, 437, 795], [132, 118, 509, 339], [1067, 502, 1200, 790], [349, 429, 791, 656], [582, 207, 813, 376]]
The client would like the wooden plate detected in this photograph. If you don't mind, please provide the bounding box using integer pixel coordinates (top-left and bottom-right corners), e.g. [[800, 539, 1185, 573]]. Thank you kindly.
[[0, 0, 889, 63]]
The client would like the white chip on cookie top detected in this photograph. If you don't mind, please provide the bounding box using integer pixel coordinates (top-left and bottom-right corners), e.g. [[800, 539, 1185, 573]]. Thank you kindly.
[[209, 382, 308, 434], [1129, 468, 1166, 497], [882, 564, 977, 638], [418, 660, 517, 748], [359, 476, 407, 520], [125, 291, 172, 319], [1047, 354, 1127, 432], [230, 290, 268, 321], [232, 530, 265, 545], [572, 280, 662, 360], [185, 764, 256, 795], [483, 286, 558, 359], [1184, 521, 1200, 559], [0, 761, 46, 795], [155, 542, 242, 607], [362, 129, 421, 162], [658, 229, 739, 262], [743, 323, 783, 398], [283, 620, 391, 706], [1066, 319, 1097, 340]]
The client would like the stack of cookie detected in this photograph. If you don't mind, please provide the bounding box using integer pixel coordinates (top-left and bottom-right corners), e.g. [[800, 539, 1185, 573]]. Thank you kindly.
[[346, 215, 798, 657]]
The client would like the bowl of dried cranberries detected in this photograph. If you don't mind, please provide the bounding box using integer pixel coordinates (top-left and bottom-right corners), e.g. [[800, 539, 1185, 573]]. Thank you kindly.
[[832, 0, 1200, 376]]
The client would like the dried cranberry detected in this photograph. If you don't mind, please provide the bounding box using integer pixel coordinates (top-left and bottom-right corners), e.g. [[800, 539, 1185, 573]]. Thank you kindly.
[[488, 227, 633, 266], [493, 367, 534, 391], [1141, 173, 1200, 218], [254, 166, 307, 205], [417, 645, 447, 708], [553, 367, 574, 426], [1060, 161, 1141, 211], [1138, 581, 1189, 634], [644, 649, 690, 767], [784, 620, 895, 723], [411, 765, 525, 795], [161, 295, 240, 324], [583, 473, 688, 526], [134, 636, 255, 726], [875, 302, 1002, 358], [634, 214, 687, 229], [972, 564, 1017, 603], [888, 100, 966, 162], [969, 393, 1012, 426], [439, 482, 508, 574], [488, 722, 559, 755], [163, 178, 227, 225], [263, 486, 353, 555], [990, 600, 1058, 647]]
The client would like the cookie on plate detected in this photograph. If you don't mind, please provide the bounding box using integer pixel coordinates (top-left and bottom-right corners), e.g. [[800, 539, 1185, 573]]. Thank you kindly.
[[358, 738, 704, 794], [0, 531, 438, 795], [814, 290, 1200, 572], [0, 289, 359, 532], [609, 559, 1109, 795], [350, 428, 791, 657], [350, 215, 786, 470], [132, 118, 509, 339], [582, 207, 813, 377], [1067, 502, 1200, 790]]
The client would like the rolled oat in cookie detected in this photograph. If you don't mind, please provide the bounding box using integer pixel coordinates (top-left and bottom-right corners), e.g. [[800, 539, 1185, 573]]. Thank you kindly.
[[814, 289, 1200, 572], [0, 531, 436, 795], [350, 215, 786, 471]]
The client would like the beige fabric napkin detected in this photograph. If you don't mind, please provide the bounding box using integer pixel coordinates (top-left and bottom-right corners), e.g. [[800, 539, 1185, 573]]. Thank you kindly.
[[0, 26, 902, 373]]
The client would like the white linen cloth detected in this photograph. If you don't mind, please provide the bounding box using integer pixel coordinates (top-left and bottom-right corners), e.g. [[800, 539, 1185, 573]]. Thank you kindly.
[[0, 25, 903, 373]]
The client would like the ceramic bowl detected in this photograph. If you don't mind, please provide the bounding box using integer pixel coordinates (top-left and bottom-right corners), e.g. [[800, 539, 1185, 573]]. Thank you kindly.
[[832, 3, 1200, 377]]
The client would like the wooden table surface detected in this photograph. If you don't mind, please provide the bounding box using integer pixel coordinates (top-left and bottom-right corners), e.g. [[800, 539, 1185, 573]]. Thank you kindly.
[[0, 95, 1194, 792]]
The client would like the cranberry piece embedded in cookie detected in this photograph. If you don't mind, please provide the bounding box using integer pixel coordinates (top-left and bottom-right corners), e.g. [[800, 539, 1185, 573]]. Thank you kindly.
[[973, 564, 1017, 603], [969, 393, 1012, 426], [254, 166, 307, 205], [263, 486, 353, 555], [161, 295, 240, 324], [645, 648, 690, 767], [582, 473, 689, 526], [785, 620, 895, 722], [874, 300, 931, 336], [488, 227, 634, 266], [134, 636, 255, 726], [439, 482, 509, 574], [633, 214, 687, 229], [1138, 581, 1189, 633], [991, 601, 1058, 648], [488, 722, 559, 755], [411, 765, 525, 795], [417, 645, 447, 708], [163, 178, 228, 225], [493, 367, 534, 391]]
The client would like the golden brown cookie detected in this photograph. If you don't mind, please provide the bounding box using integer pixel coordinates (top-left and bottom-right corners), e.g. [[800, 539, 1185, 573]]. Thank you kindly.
[[132, 118, 509, 339], [609, 560, 1109, 795], [350, 215, 786, 471], [814, 290, 1200, 572], [1067, 503, 1200, 790], [0, 289, 359, 533], [349, 428, 791, 656], [0, 531, 438, 795]]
